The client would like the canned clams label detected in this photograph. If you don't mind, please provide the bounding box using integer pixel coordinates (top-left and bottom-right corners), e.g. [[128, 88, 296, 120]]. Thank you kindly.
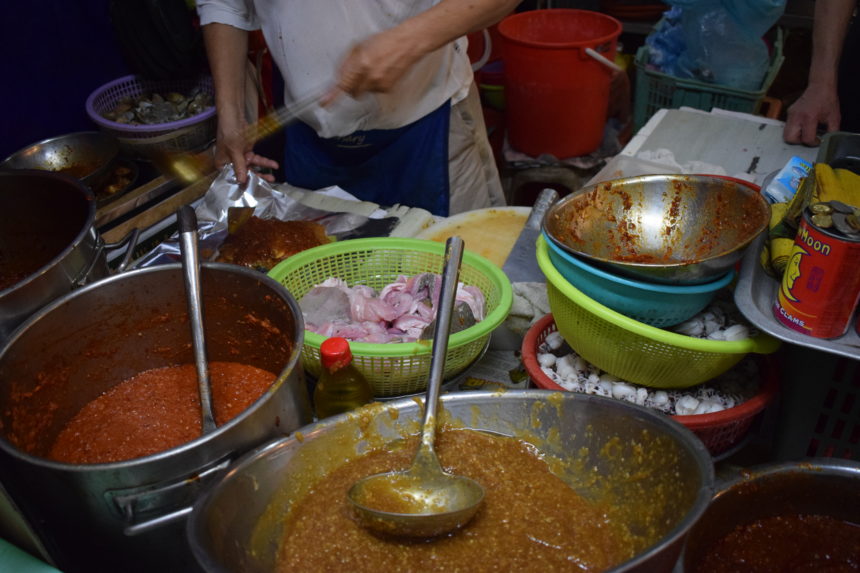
[[774, 210, 860, 338]]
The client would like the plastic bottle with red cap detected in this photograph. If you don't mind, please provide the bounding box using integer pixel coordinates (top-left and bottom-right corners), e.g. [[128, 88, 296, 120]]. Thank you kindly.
[[313, 337, 374, 419]]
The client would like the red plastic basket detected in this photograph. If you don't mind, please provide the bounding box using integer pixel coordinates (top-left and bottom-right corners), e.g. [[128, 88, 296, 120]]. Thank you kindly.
[[522, 313, 780, 457]]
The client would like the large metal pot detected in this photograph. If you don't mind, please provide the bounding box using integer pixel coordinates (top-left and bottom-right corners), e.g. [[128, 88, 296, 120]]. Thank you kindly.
[[0, 263, 312, 573], [188, 390, 715, 572], [0, 170, 108, 341], [681, 459, 860, 570]]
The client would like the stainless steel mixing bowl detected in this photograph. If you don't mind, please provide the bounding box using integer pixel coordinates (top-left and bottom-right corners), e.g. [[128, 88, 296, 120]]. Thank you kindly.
[[543, 174, 770, 285], [188, 390, 715, 573], [0, 131, 120, 189]]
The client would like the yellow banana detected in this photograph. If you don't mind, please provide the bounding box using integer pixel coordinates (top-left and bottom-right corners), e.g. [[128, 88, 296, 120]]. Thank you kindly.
[[834, 167, 860, 206], [784, 163, 860, 227], [812, 163, 860, 206], [769, 237, 794, 277], [759, 238, 774, 277], [769, 201, 787, 229], [761, 202, 796, 278], [812, 162, 838, 203], [784, 172, 815, 228], [759, 203, 795, 278]]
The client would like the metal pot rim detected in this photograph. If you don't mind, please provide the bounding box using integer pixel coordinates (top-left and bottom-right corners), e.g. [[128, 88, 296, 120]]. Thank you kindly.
[[714, 457, 860, 492], [0, 170, 98, 296], [188, 389, 715, 573], [0, 261, 306, 471]]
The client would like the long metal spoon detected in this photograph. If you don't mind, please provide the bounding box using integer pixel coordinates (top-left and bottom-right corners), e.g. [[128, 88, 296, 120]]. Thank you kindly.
[[155, 88, 325, 185], [178, 205, 217, 434], [347, 236, 485, 538]]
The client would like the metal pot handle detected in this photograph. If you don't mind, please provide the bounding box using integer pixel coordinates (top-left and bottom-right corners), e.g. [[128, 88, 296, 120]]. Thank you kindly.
[[107, 455, 232, 536], [106, 227, 142, 273], [72, 228, 141, 287]]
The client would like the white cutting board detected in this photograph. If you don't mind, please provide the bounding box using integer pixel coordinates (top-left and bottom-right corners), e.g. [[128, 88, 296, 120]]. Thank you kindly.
[[621, 108, 818, 185]]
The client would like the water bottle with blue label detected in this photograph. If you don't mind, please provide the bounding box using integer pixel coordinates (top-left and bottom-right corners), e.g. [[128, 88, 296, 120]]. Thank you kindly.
[[762, 156, 813, 204]]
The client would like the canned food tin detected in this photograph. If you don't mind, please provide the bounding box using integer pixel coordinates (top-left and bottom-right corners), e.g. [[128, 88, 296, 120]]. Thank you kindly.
[[774, 208, 860, 338]]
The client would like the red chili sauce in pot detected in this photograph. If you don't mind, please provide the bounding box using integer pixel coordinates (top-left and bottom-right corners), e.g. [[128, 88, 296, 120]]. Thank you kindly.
[[694, 513, 860, 572], [48, 362, 276, 464]]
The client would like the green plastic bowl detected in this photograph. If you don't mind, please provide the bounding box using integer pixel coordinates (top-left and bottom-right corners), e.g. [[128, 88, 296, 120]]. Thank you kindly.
[[537, 234, 780, 388]]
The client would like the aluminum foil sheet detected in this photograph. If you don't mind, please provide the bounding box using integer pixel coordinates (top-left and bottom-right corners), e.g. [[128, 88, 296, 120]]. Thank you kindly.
[[135, 165, 398, 268]]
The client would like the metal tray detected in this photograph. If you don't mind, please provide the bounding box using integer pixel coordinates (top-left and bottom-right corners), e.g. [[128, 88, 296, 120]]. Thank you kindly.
[[819, 131, 860, 171], [734, 225, 860, 360], [735, 131, 860, 360]]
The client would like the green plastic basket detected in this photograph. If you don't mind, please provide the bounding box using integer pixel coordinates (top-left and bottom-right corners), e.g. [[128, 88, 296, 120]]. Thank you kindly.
[[268, 238, 513, 397], [633, 28, 784, 130], [536, 235, 779, 388]]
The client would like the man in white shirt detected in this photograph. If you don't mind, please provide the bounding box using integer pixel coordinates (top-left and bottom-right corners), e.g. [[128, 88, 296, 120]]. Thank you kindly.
[[196, 0, 519, 215]]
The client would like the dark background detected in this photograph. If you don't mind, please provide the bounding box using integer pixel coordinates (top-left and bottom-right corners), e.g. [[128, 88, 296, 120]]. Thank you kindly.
[[1, 2, 131, 161]]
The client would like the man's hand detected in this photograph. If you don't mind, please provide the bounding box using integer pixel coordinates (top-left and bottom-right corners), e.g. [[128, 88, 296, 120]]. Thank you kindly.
[[321, 0, 522, 106], [783, 84, 841, 146], [214, 111, 279, 184], [782, 0, 855, 146], [322, 28, 419, 106]]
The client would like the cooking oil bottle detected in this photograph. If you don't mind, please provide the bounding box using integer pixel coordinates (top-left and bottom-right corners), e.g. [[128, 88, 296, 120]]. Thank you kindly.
[[313, 337, 373, 419]]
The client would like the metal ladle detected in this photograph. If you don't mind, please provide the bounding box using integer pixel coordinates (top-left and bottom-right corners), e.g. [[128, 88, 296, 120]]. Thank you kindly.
[[347, 236, 485, 538], [178, 205, 217, 434]]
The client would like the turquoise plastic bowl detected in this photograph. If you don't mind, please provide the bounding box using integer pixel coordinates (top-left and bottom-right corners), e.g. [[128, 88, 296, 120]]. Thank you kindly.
[[543, 233, 734, 328]]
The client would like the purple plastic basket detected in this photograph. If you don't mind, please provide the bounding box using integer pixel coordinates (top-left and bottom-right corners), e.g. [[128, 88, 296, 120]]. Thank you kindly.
[[85, 75, 216, 157]]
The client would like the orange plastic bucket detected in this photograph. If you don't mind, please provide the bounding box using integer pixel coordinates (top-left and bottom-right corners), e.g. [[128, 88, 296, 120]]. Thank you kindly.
[[498, 9, 622, 158]]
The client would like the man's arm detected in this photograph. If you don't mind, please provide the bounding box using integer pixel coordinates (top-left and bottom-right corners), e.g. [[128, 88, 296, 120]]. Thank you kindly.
[[326, 0, 522, 101], [784, 0, 856, 145], [203, 22, 279, 183]]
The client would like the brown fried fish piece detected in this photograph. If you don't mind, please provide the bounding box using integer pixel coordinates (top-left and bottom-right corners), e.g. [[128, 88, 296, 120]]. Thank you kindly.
[[216, 216, 329, 271]]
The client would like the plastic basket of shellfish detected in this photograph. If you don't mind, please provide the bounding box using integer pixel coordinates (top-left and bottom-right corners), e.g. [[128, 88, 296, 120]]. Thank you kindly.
[[85, 74, 216, 159]]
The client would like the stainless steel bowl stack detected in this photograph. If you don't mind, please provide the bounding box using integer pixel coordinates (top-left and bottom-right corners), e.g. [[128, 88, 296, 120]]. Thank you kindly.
[[543, 174, 770, 285]]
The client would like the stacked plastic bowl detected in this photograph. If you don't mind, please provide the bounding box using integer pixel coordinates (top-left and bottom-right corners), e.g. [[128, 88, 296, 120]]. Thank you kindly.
[[542, 232, 734, 328], [535, 175, 776, 389]]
